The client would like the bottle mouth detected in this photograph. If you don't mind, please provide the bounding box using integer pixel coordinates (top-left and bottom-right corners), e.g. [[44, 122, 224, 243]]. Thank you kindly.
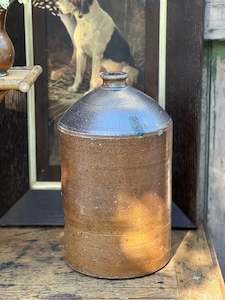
[[100, 72, 128, 81]]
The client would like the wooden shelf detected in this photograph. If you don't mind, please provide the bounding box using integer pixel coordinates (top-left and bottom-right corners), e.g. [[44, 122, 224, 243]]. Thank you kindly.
[[0, 65, 42, 95], [0, 227, 224, 299]]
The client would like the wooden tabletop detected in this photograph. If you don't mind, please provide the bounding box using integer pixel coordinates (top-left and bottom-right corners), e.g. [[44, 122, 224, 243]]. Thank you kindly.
[[0, 227, 224, 300]]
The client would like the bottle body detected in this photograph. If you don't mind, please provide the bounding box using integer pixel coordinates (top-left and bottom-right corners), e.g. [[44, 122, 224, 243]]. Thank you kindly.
[[60, 128, 172, 278], [0, 8, 15, 77]]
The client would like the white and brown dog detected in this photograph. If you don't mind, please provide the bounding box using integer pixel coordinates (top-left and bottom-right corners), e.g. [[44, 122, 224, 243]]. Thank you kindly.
[[58, 0, 139, 92]]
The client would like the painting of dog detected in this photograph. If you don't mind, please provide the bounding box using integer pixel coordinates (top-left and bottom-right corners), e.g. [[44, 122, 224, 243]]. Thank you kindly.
[[57, 0, 139, 92], [33, 0, 146, 172]]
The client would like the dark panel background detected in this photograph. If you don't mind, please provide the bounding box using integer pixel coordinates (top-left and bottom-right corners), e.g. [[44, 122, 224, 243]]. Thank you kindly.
[[0, 3, 28, 217], [166, 0, 204, 224], [140, 0, 204, 224], [145, 0, 160, 99], [33, 8, 50, 181]]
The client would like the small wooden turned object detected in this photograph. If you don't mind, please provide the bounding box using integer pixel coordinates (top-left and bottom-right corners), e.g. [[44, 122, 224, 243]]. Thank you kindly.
[[0, 65, 42, 101]]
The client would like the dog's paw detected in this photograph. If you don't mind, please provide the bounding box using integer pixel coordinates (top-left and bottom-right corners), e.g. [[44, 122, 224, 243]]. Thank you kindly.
[[68, 85, 78, 93], [84, 88, 94, 95]]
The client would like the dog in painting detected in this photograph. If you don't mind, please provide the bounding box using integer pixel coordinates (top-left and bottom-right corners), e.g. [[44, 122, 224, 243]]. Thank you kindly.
[[57, 0, 139, 92]]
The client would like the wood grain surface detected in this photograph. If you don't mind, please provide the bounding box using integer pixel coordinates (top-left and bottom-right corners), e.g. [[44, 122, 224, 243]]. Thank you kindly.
[[0, 228, 224, 299], [0, 66, 42, 94], [205, 41, 225, 278], [205, 0, 225, 40]]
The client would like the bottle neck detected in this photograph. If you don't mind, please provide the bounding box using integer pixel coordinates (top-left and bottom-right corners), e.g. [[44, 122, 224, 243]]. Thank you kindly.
[[102, 79, 127, 88], [0, 8, 6, 30], [101, 72, 128, 89]]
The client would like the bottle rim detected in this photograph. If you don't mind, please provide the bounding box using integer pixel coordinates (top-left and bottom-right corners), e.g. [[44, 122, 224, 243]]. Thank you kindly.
[[100, 71, 128, 81]]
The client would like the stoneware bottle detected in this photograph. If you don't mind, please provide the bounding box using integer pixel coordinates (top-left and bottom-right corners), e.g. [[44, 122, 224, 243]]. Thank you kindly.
[[0, 7, 15, 77], [58, 72, 173, 279]]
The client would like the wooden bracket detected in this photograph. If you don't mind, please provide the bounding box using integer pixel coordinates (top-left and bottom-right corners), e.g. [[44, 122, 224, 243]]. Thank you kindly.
[[0, 66, 42, 103]]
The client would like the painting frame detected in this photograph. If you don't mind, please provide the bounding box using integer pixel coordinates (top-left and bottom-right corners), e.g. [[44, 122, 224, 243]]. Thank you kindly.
[[26, 0, 167, 189]]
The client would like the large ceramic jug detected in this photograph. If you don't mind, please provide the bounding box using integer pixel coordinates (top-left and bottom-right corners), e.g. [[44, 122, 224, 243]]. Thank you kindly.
[[58, 72, 173, 279]]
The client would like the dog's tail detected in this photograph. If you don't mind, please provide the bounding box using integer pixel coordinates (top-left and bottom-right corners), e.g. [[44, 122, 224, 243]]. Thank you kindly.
[[122, 65, 145, 90]]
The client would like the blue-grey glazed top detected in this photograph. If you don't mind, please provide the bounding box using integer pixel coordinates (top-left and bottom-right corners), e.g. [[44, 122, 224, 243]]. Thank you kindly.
[[58, 74, 172, 137]]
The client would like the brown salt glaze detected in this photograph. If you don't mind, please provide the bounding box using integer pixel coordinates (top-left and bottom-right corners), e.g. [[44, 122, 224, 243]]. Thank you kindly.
[[58, 72, 173, 279], [0, 8, 15, 77]]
